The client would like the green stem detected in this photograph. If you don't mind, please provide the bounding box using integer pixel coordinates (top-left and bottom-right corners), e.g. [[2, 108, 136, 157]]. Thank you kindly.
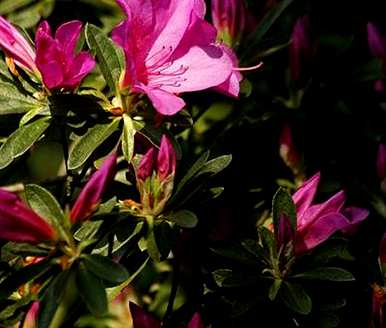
[[164, 257, 179, 322]]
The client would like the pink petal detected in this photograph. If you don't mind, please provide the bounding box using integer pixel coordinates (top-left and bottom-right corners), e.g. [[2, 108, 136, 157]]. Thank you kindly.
[[193, 0, 206, 18], [55, 20, 83, 57], [292, 172, 320, 221], [138, 84, 186, 115], [340, 206, 369, 235], [295, 213, 349, 255], [188, 312, 205, 328], [63, 51, 96, 89], [0, 189, 55, 244], [300, 190, 346, 228], [70, 153, 117, 223], [129, 302, 161, 328], [367, 22, 386, 59], [137, 148, 156, 181]]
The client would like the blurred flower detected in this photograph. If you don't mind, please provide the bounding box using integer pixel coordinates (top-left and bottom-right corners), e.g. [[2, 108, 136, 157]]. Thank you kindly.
[[0, 189, 56, 244], [367, 23, 386, 92], [136, 136, 176, 216], [211, 0, 254, 48], [377, 144, 386, 192], [293, 172, 369, 254], [70, 153, 117, 223], [289, 16, 312, 82], [279, 124, 302, 176], [0, 16, 39, 75], [35, 20, 95, 90], [130, 302, 204, 328], [22, 301, 40, 328], [112, 0, 236, 115]]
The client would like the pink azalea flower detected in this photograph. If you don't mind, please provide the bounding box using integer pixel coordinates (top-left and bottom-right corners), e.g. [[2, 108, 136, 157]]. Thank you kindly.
[[293, 172, 369, 254], [289, 16, 312, 82], [70, 153, 117, 223], [0, 189, 56, 244], [0, 16, 38, 74], [35, 20, 96, 90], [112, 0, 236, 115]]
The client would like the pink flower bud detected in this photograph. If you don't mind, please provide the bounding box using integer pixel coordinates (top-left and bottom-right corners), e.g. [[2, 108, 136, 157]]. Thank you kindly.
[[35, 20, 95, 90], [23, 301, 40, 328], [367, 22, 386, 60], [289, 16, 312, 82], [70, 153, 117, 223], [137, 148, 156, 182], [157, 135, 176, 181], [0, 189, 56, 244], [188, 312, 205, 328], [129, 302, 161, 328], [0, 16, 38, 74]]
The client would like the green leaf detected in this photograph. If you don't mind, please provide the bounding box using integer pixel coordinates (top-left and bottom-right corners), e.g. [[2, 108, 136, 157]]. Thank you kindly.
[[74, 220, 104, 242], [85, 24, 125, 93], [0, 116, 51, 169], [122, 113, 135, 163], [0, 258, 52, 300], [68, 117, 121, 170], [272, 188, 297, 237], [0, 0, 32, 15], [25, 184, 66, 237], [169, 210, 198, 228], [82, 254, 129, 284], [196, 155, 232, 177], [292, 267, 355, 282], [212, 269, 233, 287], [268, 279, 282, 301], [252, 0, 294, 45], [280, 282, 312, 315], [76, 263, 108, 316]]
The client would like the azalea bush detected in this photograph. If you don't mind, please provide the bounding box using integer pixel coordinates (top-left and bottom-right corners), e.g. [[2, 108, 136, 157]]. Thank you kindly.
[[0, 0, 385, 327]]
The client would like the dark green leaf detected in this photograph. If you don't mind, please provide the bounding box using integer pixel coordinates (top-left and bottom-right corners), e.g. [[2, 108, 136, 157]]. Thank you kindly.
[[280, 282, 312, 315], [76, 263, 108, 316], [0, 117, 51, 169], [122, 113, 135, 163], [268, 279, 282, 301], [68, 117, 121, 170], [82, 254, 129, 284], [85, 24, 125, 93], [169, 210, 198, 228], [74, 220, 104, 242], [272, 188, 297, 237], [292, 267, 355, 282], [212, 269, 233, 287], [25, 184, 66, 237], [196, 155, 232, 177]]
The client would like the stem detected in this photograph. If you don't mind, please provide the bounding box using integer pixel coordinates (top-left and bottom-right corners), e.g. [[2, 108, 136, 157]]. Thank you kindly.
[[164, 257, 179, 322], [59, 120, 72, 208]]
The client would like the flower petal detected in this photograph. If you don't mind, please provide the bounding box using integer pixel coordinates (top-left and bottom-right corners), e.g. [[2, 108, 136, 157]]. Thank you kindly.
[[129, 302, 161, 328], [157, 135, 176, 180], [70, 153, 117, 223], [55, 20, 82, 57], [340, 206, 369, 235], [292, 172, 320, 221], [63, 51, 96, 89], [188, 312, 205, 328]]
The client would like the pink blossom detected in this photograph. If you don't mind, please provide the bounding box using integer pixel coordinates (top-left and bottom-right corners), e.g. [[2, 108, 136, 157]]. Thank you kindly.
[[70, 153, 117, 223], [112, 0, 236, 115], [293, 172, 369, 254], [0, 16, 38, 74], [35, 20, 95, 90], [23, 301, 40, 328], [289, 16, 312, 82], [0, 189, 56, 244]]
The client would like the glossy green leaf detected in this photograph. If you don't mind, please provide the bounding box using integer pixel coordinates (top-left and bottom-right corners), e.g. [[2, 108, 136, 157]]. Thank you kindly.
[[272, 188, 297, 237], [280, 282, 312, 315], [122, 113, 135, 163], [169, 210, 198, 228], [292, 267, 355, 282], [82, 254, 129, 284], [0, 116, 51, 169], [197, 155, 232, 177], [76, 263, 108, 316], [25, 184, 66, 237], [268, 279, 282, 301], [85, 24, 125, 93], [68, 117, 121, 170]]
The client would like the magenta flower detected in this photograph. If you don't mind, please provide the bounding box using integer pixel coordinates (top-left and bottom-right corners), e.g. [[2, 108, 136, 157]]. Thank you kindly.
[[23, 301, 40, 328], [289, 16, 312, 82], [0, 16, 38, 75], [112, 0, 236, 115], [0, 189, 56, 244], [35, 20, 95, 90], [377, 144, 386, 192], [70, 153, 117, 223], [293, 172, 369, 254], [129, 302, 204, 328], [136, 135, 176, 216]]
